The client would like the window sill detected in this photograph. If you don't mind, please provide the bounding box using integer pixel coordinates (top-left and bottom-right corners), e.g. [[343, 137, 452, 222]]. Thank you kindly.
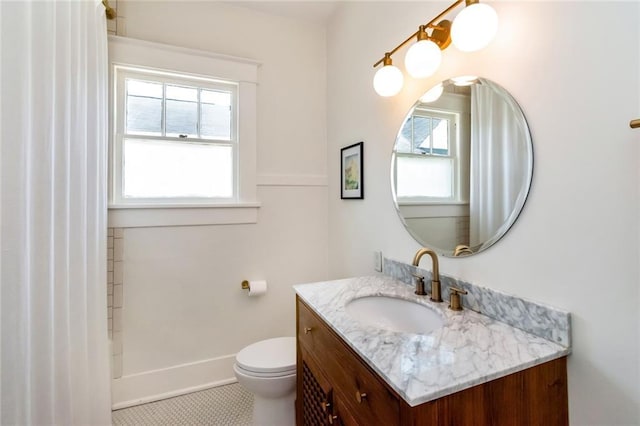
[[108, 202, 261, 228], [397, 200, 469, 207]]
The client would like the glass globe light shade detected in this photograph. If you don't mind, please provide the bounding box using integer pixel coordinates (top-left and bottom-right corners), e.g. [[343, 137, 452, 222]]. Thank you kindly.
[[373, 64, 404, 97], [404, 39, 442, 79], [451, 75, 478, 86], [419, 83, 444, 103], [451, 3, 498, 52]]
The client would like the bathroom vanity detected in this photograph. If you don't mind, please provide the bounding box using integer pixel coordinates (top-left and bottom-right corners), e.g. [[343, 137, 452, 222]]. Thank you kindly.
[[294, 276, 570, 425]]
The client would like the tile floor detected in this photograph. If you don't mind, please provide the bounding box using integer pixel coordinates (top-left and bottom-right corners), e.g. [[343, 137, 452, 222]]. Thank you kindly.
[[112, 383, 253, 426]]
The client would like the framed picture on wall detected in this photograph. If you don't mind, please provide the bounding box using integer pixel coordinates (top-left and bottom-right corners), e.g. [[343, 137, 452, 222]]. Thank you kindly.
[[340, 141, 364, 199]]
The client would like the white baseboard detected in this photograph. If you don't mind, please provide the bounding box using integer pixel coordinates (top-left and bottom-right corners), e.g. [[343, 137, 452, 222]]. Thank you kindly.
[[112, 354, 237, 409]]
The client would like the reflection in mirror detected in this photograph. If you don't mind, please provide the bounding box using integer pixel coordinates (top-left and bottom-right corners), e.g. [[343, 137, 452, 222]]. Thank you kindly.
[[391, 77, 533, 257]]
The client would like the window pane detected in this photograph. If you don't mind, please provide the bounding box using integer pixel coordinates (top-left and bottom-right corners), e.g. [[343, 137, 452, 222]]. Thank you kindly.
[[432, 119, 449, 155], [127, 79, 162, 98], [201, 89, 231, 106], [413, 116, 432, 154], [166, 85, 197, 102], [396, 156, 453, 198], [201, 89, 232, 140], [166, 100, 198, 137], [201, 103, 231, 140], [126, 80, 163, 136], [123, 139, 233, 198]]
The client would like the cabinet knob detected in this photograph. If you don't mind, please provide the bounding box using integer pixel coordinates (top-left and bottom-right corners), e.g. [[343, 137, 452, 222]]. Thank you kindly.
[[303, 327, 312, 334], [355, 390, 367, 403], [321, 401, 331, 412], [328, 414, 338, 424]]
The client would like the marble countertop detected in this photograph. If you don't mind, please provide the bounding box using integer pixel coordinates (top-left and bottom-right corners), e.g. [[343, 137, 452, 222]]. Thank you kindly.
[[293, 275, 571, 407]]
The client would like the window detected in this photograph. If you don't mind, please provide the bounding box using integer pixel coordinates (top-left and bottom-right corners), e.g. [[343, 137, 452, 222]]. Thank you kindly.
[[107, 36, 260, 227], [394, 108, 459, 200], [114, 67, 238, 203]]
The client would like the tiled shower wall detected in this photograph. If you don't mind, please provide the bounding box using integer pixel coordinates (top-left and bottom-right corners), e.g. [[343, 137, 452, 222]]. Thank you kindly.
[[107, 0, 126, 36], [106, 0, 125, 382], [108, 227, 124, 379]]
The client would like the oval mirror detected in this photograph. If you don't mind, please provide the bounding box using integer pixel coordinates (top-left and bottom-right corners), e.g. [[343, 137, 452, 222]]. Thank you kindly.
[[391, 77, 533, 257]]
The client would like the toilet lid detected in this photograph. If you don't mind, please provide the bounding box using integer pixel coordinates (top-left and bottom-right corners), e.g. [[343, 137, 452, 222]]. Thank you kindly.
[[236, 337, 296, 374]]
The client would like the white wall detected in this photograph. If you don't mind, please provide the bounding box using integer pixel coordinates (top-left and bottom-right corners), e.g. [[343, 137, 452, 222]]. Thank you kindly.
[[111, 1, 328, 406], [327, 2, 639, 425]]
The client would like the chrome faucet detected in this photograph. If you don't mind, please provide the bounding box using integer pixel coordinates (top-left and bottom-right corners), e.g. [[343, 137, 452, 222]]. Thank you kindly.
[[411, 248, 442, 302]]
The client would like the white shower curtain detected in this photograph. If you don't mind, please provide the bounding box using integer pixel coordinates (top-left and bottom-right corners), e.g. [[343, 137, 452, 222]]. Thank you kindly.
[[1, 1, 111, 425], [469, 82, 528, 249]]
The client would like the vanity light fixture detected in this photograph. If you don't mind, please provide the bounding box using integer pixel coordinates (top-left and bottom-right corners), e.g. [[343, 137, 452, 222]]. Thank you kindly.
[[450, 1, 498, 52], [404, 25, 443, 79], [373, 53, 404, 97], [373, 0, 498, 97]]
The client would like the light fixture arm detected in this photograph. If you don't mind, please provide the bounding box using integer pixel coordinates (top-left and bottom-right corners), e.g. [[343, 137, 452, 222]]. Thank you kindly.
[[372, 0, 465, 68]]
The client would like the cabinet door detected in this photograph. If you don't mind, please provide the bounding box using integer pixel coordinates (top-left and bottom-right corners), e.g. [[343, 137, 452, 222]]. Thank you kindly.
[[298, 298, 400, 426], [333, 396, 362, 426], [299, 347, 334, 426]]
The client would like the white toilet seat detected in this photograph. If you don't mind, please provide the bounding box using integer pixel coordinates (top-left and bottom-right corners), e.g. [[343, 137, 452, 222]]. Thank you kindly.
[[234, 363, 296, 378], [235, 336, 296, 375]]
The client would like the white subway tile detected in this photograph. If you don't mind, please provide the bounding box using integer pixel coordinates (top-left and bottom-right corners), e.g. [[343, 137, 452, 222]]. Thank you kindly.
[[107, 19, 117, 33], [113, 284, 123, 308], [113, 308, 122, 331], [112, 354, 122, 379], [112, 331, 122, 355], [114, 261, 123, 285], [114, 238, 124, 261]]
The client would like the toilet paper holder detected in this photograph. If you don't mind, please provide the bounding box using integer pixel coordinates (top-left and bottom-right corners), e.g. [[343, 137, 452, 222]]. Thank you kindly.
[[241, 280, 267, 296]]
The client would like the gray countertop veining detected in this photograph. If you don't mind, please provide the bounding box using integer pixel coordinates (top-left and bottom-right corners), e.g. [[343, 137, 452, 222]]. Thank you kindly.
[[293, 275, 571, 407]]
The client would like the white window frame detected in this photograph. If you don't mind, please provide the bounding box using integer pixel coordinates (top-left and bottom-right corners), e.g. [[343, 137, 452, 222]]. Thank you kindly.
[[113, 67, 239, 205], [107, 36, 261, 227], [394, 108, 463, 204]]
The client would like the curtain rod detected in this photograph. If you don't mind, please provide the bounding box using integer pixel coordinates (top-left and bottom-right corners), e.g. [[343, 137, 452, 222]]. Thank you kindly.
[[103, 0, 116, 20]]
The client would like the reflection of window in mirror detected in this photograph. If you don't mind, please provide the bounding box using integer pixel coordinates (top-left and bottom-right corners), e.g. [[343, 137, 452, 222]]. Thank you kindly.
[[394, 91, 470, 204], [392, 78, 533, 257]]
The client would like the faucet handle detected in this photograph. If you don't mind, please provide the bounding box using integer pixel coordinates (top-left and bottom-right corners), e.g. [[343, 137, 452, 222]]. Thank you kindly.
[[449, 286, 468, 311], [411, 273, 427, 296]]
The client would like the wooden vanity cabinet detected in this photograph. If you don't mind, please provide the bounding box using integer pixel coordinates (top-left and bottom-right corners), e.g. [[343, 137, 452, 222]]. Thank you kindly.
[[297, 297, 399, 426], [296, 296, 569, 426]]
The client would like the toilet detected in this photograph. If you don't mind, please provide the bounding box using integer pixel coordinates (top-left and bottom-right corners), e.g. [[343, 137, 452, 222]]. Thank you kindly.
[[233, 337, 297, 426]]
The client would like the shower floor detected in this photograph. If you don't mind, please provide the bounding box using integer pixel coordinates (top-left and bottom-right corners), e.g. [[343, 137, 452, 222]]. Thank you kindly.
[[112, 383, 253, 426]]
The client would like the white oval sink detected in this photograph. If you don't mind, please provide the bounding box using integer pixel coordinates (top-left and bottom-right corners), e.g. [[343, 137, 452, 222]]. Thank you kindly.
[[345, 296, 444, 334]]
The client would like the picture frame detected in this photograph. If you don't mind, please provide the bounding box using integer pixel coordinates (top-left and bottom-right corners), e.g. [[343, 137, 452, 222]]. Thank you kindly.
[[340, 141, 364, 199]]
